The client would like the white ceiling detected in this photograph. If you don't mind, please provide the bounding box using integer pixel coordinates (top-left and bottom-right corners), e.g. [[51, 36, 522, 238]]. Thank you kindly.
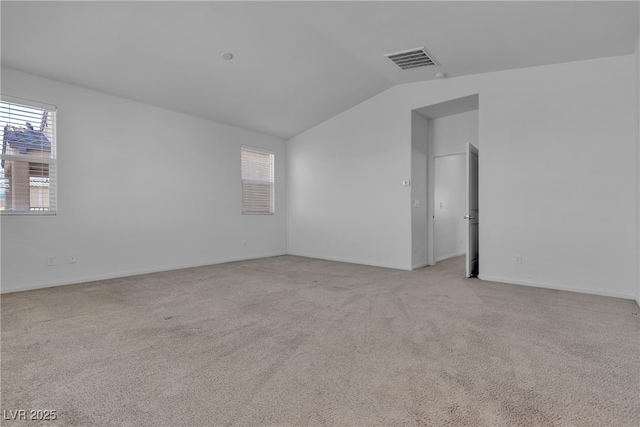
[[2, 1, 638, 139]]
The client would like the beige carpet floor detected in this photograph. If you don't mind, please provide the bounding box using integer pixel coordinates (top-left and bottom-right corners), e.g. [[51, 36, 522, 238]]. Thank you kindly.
[[1, 255, 639, 426]]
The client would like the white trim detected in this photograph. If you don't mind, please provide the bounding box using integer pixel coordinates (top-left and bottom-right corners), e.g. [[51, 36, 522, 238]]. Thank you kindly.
[[1, 96, 57, 214], [287, 251, 411, 271], [433, 152, 465, 159], [1, 94, 57, 112], [0, 252, 287, 294], [436, 251, 465, 263], [241, 144, 274, 156], [241, 145, 275, 215], [427, 135, 435, 266], [285, 146, 290, 256], [1, 210, 56, 216], [478, 274, 637, 300], [411, 262, 430, 270]]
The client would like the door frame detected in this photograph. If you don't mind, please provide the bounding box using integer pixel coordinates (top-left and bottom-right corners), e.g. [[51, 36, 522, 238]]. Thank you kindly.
[[429, 151, 466, 266], [466, 143, 479, 277], [419, 94, 480, 271]]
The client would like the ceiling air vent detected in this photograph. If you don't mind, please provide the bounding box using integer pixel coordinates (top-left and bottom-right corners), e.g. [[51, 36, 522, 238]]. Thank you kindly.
[[384, 47, 438, 70]]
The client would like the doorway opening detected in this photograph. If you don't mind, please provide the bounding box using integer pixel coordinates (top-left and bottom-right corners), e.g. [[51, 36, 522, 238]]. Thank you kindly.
[[412, 94, 479, 277]]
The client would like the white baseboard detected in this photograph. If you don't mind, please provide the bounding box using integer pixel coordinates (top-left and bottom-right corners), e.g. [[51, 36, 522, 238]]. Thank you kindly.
[[479, 274, 637, 300], [1, 252, 288, 294], [411, 262, 431, 270], [435, 252, 465, 263], [8, 254, 633, 302], [287, 251, 411, 271]]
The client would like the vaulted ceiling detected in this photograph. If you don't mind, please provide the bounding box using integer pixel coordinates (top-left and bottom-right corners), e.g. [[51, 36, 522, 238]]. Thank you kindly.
[[2, 1, 638, 139]]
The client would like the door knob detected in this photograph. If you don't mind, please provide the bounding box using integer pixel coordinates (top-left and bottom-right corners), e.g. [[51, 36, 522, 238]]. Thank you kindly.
[[464, 215, 476, 220]]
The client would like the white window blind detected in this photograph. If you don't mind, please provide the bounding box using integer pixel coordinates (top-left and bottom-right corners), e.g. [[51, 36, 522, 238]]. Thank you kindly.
[[241, 146, 274, 214], [0, 97, 56, 214]]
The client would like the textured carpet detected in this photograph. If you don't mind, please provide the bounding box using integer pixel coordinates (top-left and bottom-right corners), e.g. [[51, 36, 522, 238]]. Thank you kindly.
[[1, 255, 639, 426]]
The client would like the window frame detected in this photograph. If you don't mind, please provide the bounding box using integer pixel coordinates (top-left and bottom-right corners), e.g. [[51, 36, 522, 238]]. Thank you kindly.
[[241, 145, 275, 215], [0, 95, 57, 216]]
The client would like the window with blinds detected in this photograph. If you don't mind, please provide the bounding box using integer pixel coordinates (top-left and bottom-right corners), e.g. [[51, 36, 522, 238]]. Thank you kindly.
[[241, 146, 274, 214], [0, 97, 56, 214]]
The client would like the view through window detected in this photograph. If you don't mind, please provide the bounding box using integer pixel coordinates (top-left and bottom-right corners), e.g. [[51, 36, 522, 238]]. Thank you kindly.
[[241, 146, 275, 214], [0, 98, 56, 213]]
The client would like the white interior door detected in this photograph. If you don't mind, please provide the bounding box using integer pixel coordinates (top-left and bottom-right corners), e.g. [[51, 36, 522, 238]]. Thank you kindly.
[[465, 143, 479, 277]]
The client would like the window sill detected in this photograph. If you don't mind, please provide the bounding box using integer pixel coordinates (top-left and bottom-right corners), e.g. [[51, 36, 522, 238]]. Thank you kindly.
[[1, 211, 57, 216]]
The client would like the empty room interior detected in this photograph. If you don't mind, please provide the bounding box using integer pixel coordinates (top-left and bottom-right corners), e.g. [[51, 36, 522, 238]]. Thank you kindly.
[[1, 1, 640, 426]]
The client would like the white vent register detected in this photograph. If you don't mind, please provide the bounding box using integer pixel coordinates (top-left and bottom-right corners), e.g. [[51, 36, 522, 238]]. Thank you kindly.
[[384, 47, 438, 70]]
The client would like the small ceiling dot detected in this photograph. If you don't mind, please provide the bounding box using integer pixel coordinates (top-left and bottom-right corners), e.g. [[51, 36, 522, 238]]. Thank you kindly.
[[221, 52, 234, 60]]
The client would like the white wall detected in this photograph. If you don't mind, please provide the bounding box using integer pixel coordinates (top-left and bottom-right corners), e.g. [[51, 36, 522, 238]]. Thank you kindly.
[[434, 154, 466, 262], [287, 89, 411, 269], [288, 54, 638, 299], [1, 68, 288, 293], [430, 110, 479, 156], [411, 112, 429, 268], [635, 31, 640, 306]]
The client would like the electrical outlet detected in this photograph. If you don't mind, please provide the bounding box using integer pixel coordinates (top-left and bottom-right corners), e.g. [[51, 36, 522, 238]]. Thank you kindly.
[[514, 254, 522, 264], [46, 255, 56, 266], [402, 180, 411, 186], [68, 254, 77, 264]]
